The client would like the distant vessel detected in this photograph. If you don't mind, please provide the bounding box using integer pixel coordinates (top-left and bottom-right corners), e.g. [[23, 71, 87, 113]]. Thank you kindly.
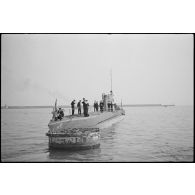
[[46, 72, 125, 150], [4, 104, 8, 109], [162, 104, 175, 107]]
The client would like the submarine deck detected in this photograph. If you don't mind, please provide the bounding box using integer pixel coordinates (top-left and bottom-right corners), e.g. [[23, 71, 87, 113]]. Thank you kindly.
[[48, 110, 123, 131]]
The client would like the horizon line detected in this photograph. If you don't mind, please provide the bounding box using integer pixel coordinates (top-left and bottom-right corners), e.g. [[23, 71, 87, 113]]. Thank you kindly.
[[1, 103, 185, 109]]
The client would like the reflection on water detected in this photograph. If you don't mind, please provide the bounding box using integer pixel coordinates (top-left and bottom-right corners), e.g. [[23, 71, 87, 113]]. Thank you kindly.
[[1, 106, 194, 162], [48, 148, 102, 161]]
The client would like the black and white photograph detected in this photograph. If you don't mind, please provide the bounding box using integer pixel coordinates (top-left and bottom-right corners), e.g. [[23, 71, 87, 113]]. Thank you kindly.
[[1, 33, 194, 162]]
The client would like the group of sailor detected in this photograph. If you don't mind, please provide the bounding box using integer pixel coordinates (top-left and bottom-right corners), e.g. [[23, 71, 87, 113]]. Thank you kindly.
[[52, 91, 119, 121], [70, 91, 116, 116], [93, 101, 99, 112], [52, 107, 64, 121], [71, 98, 89, 117], [94, 100, 115, 112]]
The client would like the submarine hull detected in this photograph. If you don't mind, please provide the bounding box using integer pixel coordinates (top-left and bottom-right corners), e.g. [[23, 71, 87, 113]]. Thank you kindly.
[[46, 128, 100, 150], [46, 110, 124, 150]]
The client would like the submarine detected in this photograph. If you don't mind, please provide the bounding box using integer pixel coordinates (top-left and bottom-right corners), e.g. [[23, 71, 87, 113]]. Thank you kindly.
[[46, 72, 125, 150]]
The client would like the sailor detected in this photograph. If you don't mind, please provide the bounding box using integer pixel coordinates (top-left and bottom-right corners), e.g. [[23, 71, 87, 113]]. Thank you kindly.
[[77, 100, 82, 115], [71, 100, 76, 115], [60, 108, 64, 118], [95, 101, 99, 111], [57, 108, 60, 119], [58, 108, 64, 120], [110, 102, 113, 112], [107, 102, 111, 111], [85, 100, 89, 117], [82, 98, 86, 115], [100, 100, 104, 112], [93, 101, 96, 112]]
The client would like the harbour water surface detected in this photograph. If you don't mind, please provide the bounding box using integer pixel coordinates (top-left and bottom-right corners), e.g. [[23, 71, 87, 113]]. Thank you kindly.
[[1, 106, 194, 162]]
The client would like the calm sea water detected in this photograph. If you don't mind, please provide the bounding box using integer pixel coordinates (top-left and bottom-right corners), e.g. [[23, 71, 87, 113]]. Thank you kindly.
[[1, 106, 194, 162]]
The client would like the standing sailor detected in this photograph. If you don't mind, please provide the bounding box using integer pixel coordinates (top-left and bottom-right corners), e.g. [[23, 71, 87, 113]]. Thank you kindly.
[[77, 100, 82, 115], [93, 101, 96, 112], [95, 101, 99, 111], [82, 98, 86, 115], [85, 100, 89, 117], [100, 100, 104, 112], [71, 100, 76, 115]]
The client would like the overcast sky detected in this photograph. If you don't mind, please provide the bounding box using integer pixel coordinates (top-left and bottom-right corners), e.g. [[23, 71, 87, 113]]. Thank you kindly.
[[1, 34, 193, 106]]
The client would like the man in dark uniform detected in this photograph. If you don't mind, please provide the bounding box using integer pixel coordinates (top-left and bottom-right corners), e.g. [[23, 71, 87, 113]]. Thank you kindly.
[[85, 100, 89, 117], [107, 103, 111, 111], [71, 100, 76, 115], [82, 98, 86, 115], [58, 108, 64, 120], [93, 101, 96, 112], [95, 101, 99, 111], [77, 100, 81, 115], [110, 102, 113, 112], [100, 100, 104, 112], [60, 108, 64, 117]]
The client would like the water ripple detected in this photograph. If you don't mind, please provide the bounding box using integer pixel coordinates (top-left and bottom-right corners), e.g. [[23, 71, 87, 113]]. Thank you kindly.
[[1, 106, 194, 162]]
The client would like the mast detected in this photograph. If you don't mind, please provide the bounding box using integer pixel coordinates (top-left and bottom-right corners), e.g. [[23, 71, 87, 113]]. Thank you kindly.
[[54, 99, 57, 111], [110, 69, 112, 92]]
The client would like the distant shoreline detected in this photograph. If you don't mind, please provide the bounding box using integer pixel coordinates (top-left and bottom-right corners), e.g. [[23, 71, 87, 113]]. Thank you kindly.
[[1, 104, 175, 109]]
